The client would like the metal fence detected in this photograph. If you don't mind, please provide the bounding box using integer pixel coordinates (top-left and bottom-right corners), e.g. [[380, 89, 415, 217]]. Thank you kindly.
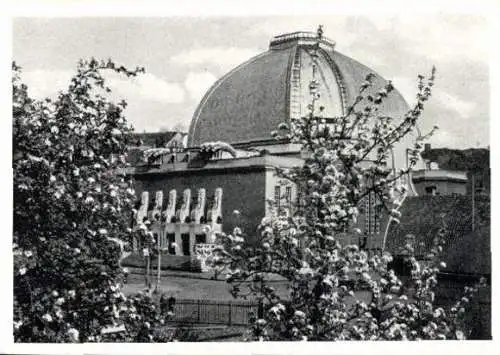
[[168, 298, 260, 326]]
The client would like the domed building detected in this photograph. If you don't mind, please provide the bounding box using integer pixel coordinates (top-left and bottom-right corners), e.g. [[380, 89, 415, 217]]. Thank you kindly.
[[121, 29, 489, 339], [125, 28, 421, 267], [188, 29, 413, 172]]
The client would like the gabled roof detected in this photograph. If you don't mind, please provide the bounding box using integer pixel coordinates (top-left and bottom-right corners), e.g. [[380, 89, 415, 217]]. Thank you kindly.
[[385, 195, 490, 275]]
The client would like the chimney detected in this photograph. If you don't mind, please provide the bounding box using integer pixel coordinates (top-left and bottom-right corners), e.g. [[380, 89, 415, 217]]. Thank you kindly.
[[424, 143, 431, 152]]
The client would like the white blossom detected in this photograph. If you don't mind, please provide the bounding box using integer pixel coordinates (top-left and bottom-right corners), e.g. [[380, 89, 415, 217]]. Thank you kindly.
[[55, 309, 63, 319], [234, 235, 244, 243], [294, 310, 306, 318], [67, 328, 79, 342], [261, 217, 271, 225], [14, 320, 23, 330], [256, 319, 266, 326]]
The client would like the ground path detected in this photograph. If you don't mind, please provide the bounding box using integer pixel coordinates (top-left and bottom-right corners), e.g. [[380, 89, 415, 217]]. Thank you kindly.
[[122, 273, 290, 300]]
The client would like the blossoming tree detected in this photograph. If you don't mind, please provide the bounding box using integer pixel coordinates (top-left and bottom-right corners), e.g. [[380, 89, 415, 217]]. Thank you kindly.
[[13, 60, 171, 342], [214, 65, 481, 340]]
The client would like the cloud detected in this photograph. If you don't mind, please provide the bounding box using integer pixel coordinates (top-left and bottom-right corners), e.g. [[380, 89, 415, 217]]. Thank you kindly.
[[363, 14, 488, 64], [428, 130, 460, 149], [21, 69, 185, 104], [391, 75, 477, 119], [104, 71, 185, 104], [21, 70, 73, 99], [184, 71, 217, 102], [251, 15, 488, 66], [433, 91, 477, 119], [171, 47, 260, 70]]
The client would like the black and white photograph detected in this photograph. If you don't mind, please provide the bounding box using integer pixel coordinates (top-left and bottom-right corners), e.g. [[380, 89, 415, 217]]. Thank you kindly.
[[4, 0, 497, 352]]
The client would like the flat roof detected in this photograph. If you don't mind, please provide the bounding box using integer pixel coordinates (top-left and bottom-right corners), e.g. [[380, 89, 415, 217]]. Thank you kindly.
[[123, 154, 304, 176]]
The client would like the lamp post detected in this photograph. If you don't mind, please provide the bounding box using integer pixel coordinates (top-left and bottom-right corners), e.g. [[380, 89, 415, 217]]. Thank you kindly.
[[142, 224, 154, 290], [144, 246, 151, 289], [154, 231, 163, 294], [472, 174, 475, 232]]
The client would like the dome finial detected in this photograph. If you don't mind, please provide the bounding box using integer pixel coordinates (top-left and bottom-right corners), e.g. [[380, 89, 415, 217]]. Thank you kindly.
[[317, 25, 324, 39]]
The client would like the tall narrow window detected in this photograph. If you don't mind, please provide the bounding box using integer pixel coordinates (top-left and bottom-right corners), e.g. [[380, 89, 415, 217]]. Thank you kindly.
[[370, 193, 376, 235], [364, 195, 370, 234], [285, 186, 292, 203], [274, 185, 281, 211], [365, 192, 381, 235]]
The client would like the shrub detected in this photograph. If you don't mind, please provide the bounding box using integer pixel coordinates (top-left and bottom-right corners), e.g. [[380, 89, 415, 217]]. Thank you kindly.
[[13, 59, 172, 342]]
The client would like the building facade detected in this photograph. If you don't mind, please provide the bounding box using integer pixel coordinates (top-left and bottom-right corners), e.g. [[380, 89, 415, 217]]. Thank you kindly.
[[124, 28, 454, 267]]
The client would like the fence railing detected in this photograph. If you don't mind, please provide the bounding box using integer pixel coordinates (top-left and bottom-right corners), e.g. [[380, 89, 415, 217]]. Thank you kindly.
[[168, 298, 260, 326]]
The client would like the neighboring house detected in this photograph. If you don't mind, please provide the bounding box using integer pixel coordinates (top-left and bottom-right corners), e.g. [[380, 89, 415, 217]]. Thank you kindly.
[[385, 195, 490, 275], [420, 144, 490, 196], [385, 195, 491, 339]]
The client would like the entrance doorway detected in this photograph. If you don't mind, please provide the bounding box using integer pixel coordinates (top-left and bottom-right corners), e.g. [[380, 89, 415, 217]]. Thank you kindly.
[[181, 233, 190, 256]]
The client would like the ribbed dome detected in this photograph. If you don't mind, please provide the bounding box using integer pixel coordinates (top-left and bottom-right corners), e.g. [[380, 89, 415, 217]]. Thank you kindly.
[[188, 31, 410, 149]]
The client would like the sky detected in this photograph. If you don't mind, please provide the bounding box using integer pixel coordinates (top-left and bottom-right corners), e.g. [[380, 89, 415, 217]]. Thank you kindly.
[[13, 15, 490, 149]]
